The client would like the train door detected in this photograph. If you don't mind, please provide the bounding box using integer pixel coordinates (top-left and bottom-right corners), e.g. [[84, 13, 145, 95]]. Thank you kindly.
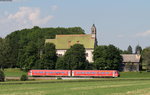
[[113, 71, 115, 77], [68, 71, 71, 76], [72, 71, 74, 76]]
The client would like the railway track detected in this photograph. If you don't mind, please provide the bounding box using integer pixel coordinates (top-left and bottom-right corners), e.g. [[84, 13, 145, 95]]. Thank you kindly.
[[6, 77, 94, 80]]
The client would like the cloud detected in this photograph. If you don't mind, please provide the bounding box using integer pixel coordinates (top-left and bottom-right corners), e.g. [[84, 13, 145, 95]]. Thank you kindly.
[[0, 7, 53, 37], [135, 30, 150, 37], [51, 5, 59, 11], [8, 7, 53, 25]]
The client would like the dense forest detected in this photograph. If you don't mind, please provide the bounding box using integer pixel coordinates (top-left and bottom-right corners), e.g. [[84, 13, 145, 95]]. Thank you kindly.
[[0, 26, 85, 70]]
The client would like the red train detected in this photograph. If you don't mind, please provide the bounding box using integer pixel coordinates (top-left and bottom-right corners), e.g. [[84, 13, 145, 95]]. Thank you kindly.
[[28, 70, 120, 78]]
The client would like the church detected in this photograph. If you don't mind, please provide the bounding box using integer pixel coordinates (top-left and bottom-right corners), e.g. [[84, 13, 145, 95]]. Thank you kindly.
[[45, 24, 97, 62]]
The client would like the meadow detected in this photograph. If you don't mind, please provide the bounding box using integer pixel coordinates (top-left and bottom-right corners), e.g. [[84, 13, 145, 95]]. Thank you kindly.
[[0, 80, 150, 95], [1, 68, 150, 95], [4, 68, 27, 77]]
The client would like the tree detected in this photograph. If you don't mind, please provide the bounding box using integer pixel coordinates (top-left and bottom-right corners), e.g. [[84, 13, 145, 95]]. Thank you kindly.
[[5, 26, 85, 68], [63, 44, 88, 70], [93, 45, 122, 70], [127, 45, 133, 54], [0, 38, 12, 69], [142, 47, 150, 71], [55, 57, 66, 70], [0, 70, 5, 82], [18, 42, 39, 71], [42, 43, 57, 69], [135, 45, 142, 54]]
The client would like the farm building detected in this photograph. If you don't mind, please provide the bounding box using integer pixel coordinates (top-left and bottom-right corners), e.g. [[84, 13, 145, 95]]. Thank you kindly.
[[121, 54, 141, 72], [45, 24, 97, 62]]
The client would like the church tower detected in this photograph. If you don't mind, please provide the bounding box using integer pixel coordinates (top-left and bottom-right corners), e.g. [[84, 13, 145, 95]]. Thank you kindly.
[[91, 24, 98, 46]]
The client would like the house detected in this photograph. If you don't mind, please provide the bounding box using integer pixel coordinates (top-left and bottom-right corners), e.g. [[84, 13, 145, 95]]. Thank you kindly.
[[45, 24, 97, 62], [121, 54, 141, 72]]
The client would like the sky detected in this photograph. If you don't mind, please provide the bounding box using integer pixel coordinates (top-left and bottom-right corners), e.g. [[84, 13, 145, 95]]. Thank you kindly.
[[0, 0, 150, 51]]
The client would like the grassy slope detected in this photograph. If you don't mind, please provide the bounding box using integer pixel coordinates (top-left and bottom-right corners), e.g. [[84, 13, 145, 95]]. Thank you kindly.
[[0, 80, 150, 95]]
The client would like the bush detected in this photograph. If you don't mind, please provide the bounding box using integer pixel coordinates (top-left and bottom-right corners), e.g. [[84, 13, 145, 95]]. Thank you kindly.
[[20, 74, 28, 81], [0, 70, 5, 82]]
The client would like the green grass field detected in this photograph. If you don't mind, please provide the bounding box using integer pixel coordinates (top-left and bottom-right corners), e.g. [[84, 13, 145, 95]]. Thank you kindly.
[[2, 69, 150, 95], [0, 80, 150, 95], [119, 71, 150, 78], [4, 68, 27, 77]]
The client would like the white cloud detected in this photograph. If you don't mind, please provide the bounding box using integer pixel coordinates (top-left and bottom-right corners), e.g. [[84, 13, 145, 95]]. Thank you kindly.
[[135, 30, 150, 37], [0, 7, 54, 37], [8, 7, 53, 25], [51, 5, 59, 11]]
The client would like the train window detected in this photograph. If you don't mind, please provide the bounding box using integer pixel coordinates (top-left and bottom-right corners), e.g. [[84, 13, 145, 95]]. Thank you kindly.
[[87, 72, 90, 74], [62, 72, 64, 73], [81, 72, 84, 74], [106, 72, 109, 74], [92, 72, 95, 74], [50, 72, 53, 73], [40, 72, 43, 73], [102, 72, 104, 74]]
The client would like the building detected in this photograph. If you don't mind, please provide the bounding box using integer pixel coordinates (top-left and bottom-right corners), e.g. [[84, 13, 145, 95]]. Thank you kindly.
[[121, 54, 141, 72], [45, 24, 97, 62]]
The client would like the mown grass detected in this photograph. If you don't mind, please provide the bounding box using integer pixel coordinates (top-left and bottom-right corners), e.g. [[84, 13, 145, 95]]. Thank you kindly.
[[2, 69, 150, 95], [4, 68, 27, 77], [119, 71, 150, 78], [0, 80, 150, 95]]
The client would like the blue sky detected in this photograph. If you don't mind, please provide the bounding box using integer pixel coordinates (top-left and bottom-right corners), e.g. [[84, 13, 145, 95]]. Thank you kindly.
[[0, 0, 150, 51]]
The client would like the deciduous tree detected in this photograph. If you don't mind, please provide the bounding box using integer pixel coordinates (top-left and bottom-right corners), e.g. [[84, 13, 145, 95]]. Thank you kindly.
[[142, 47, 150, 71], [42, 43, 57, 69], [93, 45, 122, 70], [63, 44, 88, 70]]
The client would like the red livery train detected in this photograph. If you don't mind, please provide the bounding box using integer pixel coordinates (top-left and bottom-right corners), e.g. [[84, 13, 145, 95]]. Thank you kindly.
[[28, 70, 120, 78]]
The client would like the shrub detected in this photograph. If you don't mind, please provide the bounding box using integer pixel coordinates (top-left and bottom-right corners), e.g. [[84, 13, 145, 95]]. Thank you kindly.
[[20, 74, 28, 81], [0, 70, 5, 82]]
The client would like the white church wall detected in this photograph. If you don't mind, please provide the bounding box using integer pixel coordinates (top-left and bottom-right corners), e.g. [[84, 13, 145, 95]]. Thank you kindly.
[[56, 49, 94, 62]]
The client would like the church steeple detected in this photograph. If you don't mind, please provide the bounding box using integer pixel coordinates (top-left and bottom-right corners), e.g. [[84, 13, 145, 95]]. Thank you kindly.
[[91, 24, 97, 46], [91, 24, 96, 34]]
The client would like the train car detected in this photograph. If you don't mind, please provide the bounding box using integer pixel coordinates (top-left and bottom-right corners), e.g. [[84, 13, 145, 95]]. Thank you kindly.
[[72, 70, 119, 77], [28, 70, 71, 77]]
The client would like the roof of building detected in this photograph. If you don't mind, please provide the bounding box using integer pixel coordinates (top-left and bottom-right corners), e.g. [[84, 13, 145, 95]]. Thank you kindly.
[[121, 54, 141, 63], [45, 34, 95, 49]]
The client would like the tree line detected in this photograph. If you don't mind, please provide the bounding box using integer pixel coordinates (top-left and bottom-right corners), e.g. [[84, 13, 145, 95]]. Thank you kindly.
[[0, 26, 85, 70]]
